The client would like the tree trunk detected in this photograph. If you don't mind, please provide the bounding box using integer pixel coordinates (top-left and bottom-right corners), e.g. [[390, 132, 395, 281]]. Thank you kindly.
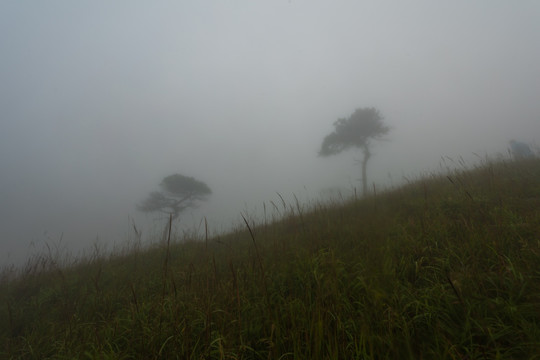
[[361, 145, 371, 197], [161, 213, 178, 243]]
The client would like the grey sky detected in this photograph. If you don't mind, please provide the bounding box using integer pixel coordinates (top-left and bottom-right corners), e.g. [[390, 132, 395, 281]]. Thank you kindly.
[[1, 1, 539, 266]]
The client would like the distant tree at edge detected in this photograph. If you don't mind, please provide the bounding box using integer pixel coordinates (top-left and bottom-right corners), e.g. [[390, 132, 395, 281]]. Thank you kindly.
[[509, 140, 534, 160], [319, 107, 390, 197]]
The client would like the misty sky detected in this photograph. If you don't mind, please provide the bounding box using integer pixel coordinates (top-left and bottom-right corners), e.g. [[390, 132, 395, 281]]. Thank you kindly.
[[1, 1, 539, 267]]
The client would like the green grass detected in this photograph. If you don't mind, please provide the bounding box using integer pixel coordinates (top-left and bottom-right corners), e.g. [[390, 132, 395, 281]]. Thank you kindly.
[[2, 157, 540, 359]]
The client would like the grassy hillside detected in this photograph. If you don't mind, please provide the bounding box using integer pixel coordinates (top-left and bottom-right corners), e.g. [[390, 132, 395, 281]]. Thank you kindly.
[[2, 157, 540, 359]]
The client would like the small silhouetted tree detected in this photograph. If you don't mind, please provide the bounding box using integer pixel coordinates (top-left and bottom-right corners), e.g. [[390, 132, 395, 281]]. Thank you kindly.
[[319, 107, 390, 197], [509, 140, 534, 160], [138, 174, 211, 239]]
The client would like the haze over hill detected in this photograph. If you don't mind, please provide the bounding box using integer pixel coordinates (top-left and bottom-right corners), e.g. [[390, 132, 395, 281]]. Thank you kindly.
[[1, 1, 539, 266]]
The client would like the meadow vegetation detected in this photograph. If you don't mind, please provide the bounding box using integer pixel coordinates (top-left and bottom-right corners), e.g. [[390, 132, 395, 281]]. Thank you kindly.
[[1, 156, 540, 359]]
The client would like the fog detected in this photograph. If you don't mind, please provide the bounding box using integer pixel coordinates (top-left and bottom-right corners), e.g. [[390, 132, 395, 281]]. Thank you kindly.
[[1, 1, 539, 267]]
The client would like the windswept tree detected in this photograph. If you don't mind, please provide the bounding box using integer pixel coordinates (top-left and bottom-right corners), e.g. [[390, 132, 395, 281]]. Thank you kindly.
[[319, 107, 390, 197], [138, 174, 212, 223]]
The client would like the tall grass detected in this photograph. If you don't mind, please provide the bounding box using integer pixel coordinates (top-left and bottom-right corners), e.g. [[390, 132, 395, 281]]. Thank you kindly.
[[1, 157, 540, 359]]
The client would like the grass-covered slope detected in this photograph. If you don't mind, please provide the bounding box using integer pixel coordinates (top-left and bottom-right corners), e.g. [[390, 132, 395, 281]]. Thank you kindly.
[[2, 158, 540, 359]]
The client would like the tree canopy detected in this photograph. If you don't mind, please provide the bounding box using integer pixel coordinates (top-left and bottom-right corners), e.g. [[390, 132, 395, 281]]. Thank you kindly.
[[319, 107, 390, 196], [138, 174, 211, 221], [319, 107, 389, 157]]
